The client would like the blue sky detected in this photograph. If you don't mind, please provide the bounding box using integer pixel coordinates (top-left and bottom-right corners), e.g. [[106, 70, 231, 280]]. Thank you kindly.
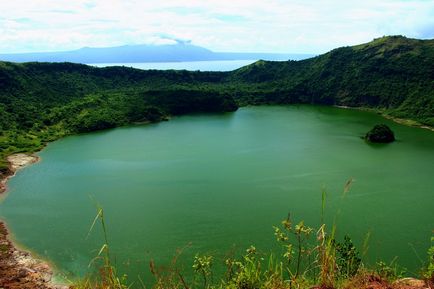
[[0, 0, 433, 54]]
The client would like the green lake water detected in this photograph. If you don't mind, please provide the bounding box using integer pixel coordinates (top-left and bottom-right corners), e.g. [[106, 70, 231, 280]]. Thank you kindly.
[[1, 105, 433, 285]]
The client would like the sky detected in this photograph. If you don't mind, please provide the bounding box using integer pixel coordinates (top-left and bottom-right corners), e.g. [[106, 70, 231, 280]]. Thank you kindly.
[[0, 0, 433, 54]]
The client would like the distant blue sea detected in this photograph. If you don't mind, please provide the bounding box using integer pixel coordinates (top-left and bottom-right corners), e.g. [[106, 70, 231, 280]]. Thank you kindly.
[[89, 60, 258, 71]]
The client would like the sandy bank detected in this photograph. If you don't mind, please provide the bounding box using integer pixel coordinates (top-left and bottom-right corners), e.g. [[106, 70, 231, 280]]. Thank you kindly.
[[0, 154, 40, 195]]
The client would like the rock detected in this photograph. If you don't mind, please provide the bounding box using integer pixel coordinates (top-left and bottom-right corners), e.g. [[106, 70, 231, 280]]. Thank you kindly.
[[394, 278, 428, 289], [6, 154, 39, 171], [365, 124, 395, 143], [0, 221, 67, 289]]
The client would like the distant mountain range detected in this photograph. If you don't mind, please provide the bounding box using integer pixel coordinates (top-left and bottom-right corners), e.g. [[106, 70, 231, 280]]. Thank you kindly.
[[0, 43, 313, 63]]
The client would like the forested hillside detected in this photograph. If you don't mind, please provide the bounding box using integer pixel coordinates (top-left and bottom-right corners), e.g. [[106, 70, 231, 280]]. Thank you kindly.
[[1, 35, 433, 176], [229, 35, 434, 125]]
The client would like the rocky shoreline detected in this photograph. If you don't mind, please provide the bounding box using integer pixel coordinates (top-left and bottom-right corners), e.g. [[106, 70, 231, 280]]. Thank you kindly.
[[0, 153, 69, 289]]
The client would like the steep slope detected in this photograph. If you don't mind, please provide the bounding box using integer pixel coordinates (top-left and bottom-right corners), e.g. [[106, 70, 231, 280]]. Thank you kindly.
[[229, 36, 434, 125]]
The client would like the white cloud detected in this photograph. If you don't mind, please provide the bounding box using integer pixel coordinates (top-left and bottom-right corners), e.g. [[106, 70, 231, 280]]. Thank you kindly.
[[0, 0, 433, 53]]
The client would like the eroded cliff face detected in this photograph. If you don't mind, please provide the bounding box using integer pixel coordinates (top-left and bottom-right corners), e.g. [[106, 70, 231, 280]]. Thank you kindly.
[[0, 222, 69, 289]]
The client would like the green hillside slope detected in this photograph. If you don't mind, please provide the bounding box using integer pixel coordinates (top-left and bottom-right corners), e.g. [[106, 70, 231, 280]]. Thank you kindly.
[[230, 36, 434, 125]]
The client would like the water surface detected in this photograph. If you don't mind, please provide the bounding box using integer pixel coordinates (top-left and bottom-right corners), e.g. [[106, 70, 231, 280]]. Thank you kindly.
[[90, 60, 256, 71], [1, 106, 433, 284]]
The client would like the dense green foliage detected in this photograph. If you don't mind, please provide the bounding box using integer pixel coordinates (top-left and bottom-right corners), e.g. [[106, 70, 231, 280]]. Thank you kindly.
[[1, 35, 433, 175], [229, 35, 434, 125], [365, 124, 395, 143]]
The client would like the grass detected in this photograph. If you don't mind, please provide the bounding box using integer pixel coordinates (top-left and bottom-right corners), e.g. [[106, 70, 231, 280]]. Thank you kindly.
[[72, 207, 131, 289], [424, 236, 434, 286], [69, 180, 434, 289]]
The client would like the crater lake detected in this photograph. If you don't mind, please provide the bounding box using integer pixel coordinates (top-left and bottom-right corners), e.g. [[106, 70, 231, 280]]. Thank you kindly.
[[1, 106, 433, 285]]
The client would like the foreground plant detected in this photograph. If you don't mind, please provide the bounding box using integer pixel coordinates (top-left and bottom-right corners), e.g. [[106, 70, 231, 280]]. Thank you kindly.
[[273, 214, 314, 283], [73, 207, 132, 289], [423, 235, 434, 286], [71, 181, 432, 289], [193, 254, 213, 288]]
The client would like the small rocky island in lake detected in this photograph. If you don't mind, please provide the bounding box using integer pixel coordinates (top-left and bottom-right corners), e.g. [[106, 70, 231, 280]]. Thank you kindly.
[[365, 124, 395, 143]]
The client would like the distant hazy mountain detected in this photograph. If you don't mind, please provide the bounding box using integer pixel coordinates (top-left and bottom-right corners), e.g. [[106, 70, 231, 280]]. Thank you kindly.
[[0, 43, 313, 63]]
